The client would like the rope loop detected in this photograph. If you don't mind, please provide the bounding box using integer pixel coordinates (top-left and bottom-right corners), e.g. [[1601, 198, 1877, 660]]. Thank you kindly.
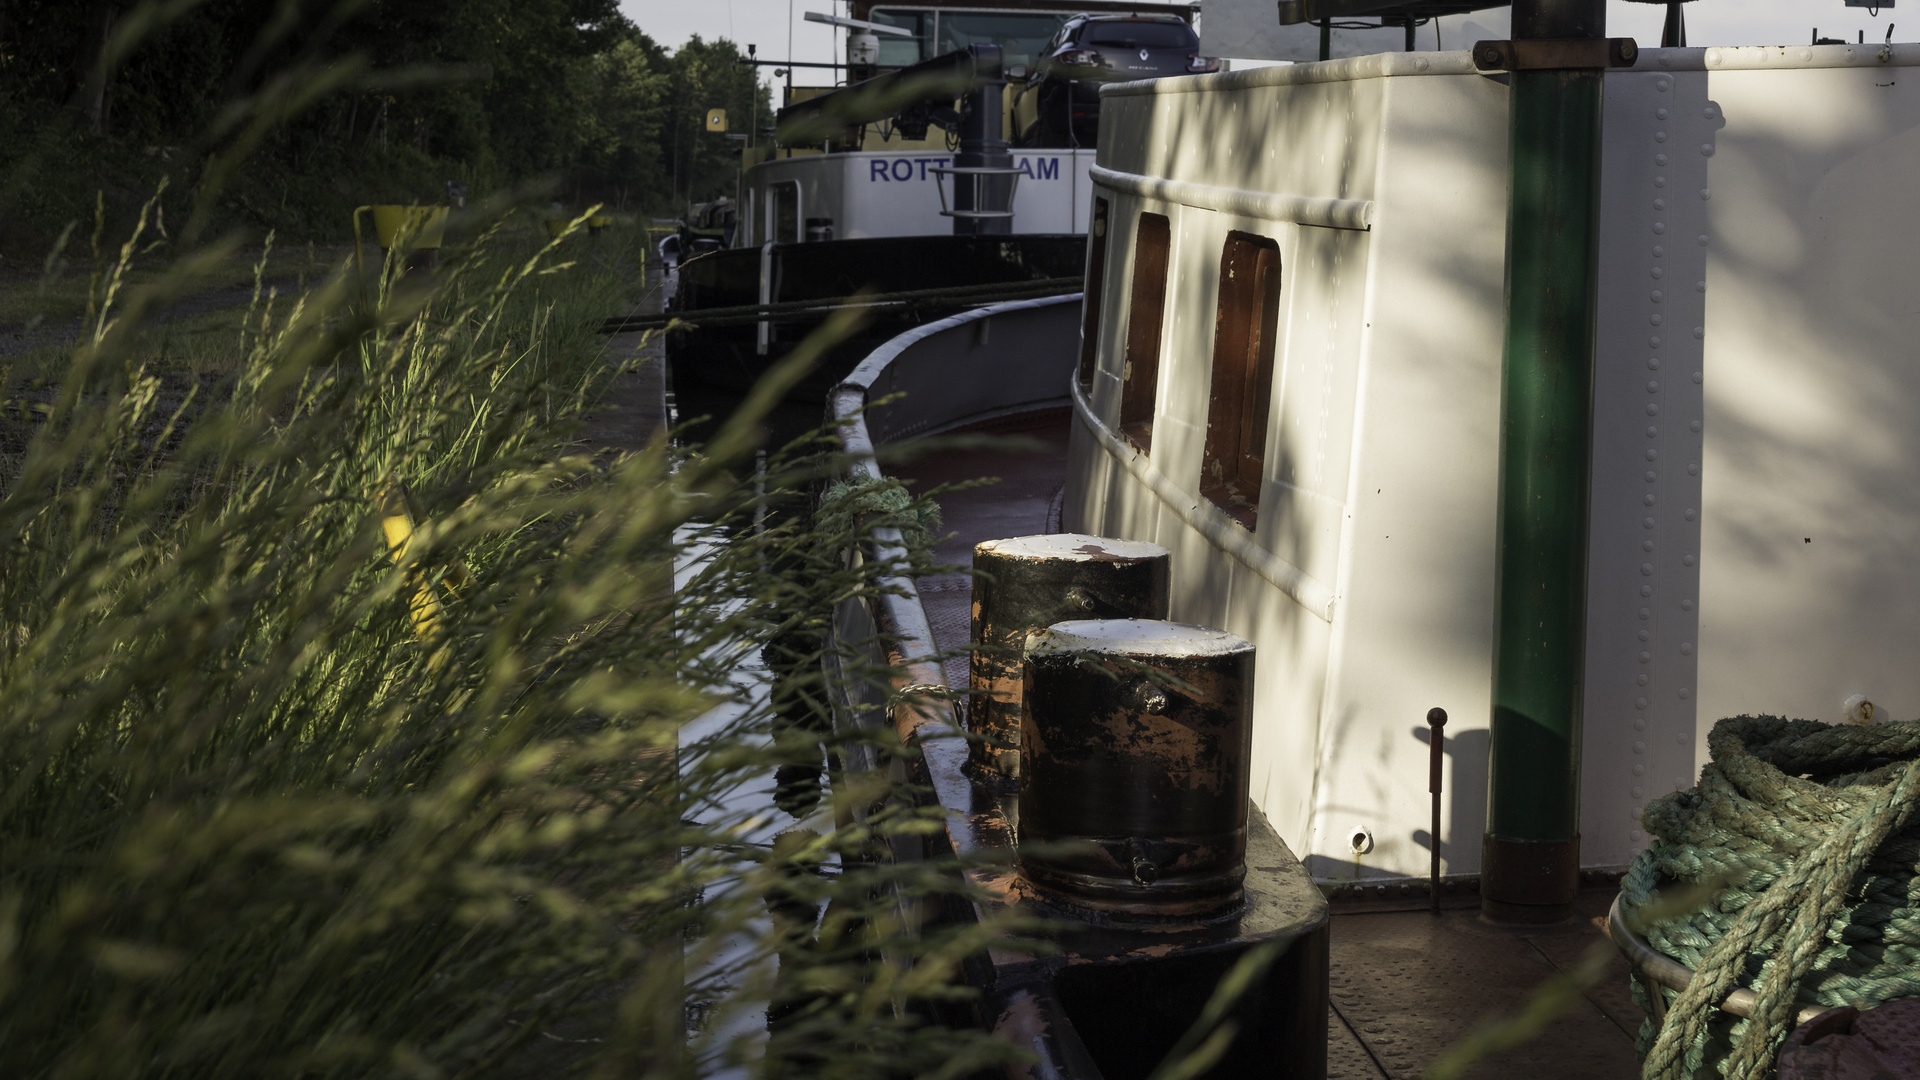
[[1627, 715, 1920, 1080]]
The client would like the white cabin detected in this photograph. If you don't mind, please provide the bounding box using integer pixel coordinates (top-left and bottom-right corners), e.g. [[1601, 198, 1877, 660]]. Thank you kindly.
[[1066, 44, 1920, 884], [741, 148, 1098, 244]]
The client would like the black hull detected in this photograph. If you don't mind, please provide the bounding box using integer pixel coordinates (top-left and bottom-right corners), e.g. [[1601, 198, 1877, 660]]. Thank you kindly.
[[663, 234, 1085, 444]]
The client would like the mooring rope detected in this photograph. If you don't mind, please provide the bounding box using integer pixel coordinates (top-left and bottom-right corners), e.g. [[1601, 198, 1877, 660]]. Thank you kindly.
[[1622, 715, 1920, 1078]]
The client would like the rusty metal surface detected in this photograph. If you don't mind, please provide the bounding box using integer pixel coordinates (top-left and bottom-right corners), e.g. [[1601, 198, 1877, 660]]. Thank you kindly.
[[1327, 887, 1643, 1079], [1021, 620, 1255, 919], [1482, 834, 1581, 916], [1470, 37, 1638, 71], [969, 535, 1169, 779], [1778, 1000, 1920, 1080]]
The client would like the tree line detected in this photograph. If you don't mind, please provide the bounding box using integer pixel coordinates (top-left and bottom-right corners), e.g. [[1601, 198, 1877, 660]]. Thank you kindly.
[[0, 0, 770, 252]]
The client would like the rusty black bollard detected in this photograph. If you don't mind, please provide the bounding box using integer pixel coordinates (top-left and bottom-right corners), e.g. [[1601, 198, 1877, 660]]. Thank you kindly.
[[1018, 619, 1255, 920], [968, 535, 1170, 781], [1429, 706, 1447, 915]]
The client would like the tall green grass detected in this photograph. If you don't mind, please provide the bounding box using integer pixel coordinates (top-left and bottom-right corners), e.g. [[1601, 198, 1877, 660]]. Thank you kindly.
[[0, 202, 1018, 1078]]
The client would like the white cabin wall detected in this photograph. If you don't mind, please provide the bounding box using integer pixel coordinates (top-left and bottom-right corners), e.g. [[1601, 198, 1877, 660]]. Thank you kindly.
[[1152, 209, 1214, 511], [1309, 71, 1509, 882], [1147, 74, 1383, 201], [1068, 45, 1920, 886], [1585, 66, 1711, 871], [1688, 52, 1920, 734], [1073, 58, 1514, 877], [1260, 223, 1371, 868]]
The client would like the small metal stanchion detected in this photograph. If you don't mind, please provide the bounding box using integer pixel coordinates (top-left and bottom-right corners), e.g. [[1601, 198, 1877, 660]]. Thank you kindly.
[[1428, 706, 1447, 914]]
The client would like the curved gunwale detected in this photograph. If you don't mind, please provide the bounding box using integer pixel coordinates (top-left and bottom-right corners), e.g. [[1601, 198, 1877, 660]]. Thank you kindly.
[[827, 293, 1101, 1077], [828, 292, 1083, 738]]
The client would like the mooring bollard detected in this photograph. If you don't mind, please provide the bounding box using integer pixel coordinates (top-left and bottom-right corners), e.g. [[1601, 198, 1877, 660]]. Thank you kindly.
[[1018, 619, 1254, 920], [968, 534, 1169, 781]]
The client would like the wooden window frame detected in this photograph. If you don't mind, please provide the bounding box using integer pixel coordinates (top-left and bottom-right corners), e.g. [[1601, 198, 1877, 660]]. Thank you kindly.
[[1077, 197, 1110, 391], [1201, 231, 1282, 528], [1119, 211, 1171, 450], [772, 181, 801, 243]]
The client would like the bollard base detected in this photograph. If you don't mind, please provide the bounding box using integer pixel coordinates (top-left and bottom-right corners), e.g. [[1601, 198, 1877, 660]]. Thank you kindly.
[[1025, 871, 1246, 928], [998, 799, 1328, 1076], [1480, 833, 1580, 923]]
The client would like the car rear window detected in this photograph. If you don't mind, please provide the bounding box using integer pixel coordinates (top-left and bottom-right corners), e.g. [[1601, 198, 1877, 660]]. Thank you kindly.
[[1081, 21, 1196, 49]]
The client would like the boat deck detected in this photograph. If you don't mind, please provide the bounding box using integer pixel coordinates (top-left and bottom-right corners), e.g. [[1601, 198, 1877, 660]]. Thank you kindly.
[[891, 410, 1649, 1079]]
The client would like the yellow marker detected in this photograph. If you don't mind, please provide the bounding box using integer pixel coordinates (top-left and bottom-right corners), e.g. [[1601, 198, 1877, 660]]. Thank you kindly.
[[379, 482, 472, 666], [706, 108, 728, 133]]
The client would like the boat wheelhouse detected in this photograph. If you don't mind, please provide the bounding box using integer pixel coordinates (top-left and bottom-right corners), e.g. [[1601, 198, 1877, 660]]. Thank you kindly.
[[1067, 42, 1920, 893], [735, 1, 1198, 245], [669, 3, 1204, 442]]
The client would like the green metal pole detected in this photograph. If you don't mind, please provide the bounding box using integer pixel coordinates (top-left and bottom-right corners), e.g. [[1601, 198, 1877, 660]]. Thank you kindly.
[[1483, 0, 1605, 923]]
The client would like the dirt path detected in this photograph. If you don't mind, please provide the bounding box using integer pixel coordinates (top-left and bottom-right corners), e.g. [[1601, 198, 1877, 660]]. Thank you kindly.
[[575, 255, 669, 456], [0, 276, 311, 358]]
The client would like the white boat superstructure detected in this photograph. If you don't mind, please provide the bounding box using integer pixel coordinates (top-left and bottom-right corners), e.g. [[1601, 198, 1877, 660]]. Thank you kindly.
[[1067, 43, 1920, 886], [742, 147, 1098, 243]]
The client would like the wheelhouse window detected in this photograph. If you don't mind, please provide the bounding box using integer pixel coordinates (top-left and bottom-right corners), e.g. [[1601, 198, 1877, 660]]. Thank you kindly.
[[772, 182, 800, 243], [867, 8, 1070, 70], [1078, 197, 1109, 391], [1119, 212, 1171, 450], [935, 11, 1065, 70], [1201, 231, 1282, 527], [866, 10, 932, 66]]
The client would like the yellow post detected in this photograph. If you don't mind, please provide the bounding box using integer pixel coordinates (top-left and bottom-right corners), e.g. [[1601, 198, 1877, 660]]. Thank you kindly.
[[353, 205, 451, 299], [378, 482, 472, 667]]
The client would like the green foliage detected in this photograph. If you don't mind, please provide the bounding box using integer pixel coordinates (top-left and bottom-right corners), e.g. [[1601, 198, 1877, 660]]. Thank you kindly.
[[0, 192, 1020, 1079], [818, 475, 945, 556], [0, 1, 771, 257], [0, 9, 1022, 1072], [649, 36, 768, 212]]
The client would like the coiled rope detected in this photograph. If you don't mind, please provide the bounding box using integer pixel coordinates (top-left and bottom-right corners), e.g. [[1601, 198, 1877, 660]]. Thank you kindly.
[[1622, 715, 1920, 1079]]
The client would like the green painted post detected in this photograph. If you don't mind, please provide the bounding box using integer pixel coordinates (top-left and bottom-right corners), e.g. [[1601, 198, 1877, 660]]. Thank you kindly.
[[1483, 0, 1606, 923]]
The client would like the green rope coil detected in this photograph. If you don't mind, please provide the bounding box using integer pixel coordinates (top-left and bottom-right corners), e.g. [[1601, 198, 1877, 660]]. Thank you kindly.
[[817, 475, 943, 556], [1622, 715, 1920, 1079]]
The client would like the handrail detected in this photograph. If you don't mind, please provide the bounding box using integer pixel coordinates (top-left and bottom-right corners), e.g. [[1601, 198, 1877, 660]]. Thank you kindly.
[[1089, 165, 1373, 231], [1605, 895, 1827, 1029], [831, 294, 1083, 692]]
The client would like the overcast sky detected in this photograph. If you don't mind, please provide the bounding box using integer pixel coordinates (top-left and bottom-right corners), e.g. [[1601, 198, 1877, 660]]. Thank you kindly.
[[621, 0, 1909, 92]]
